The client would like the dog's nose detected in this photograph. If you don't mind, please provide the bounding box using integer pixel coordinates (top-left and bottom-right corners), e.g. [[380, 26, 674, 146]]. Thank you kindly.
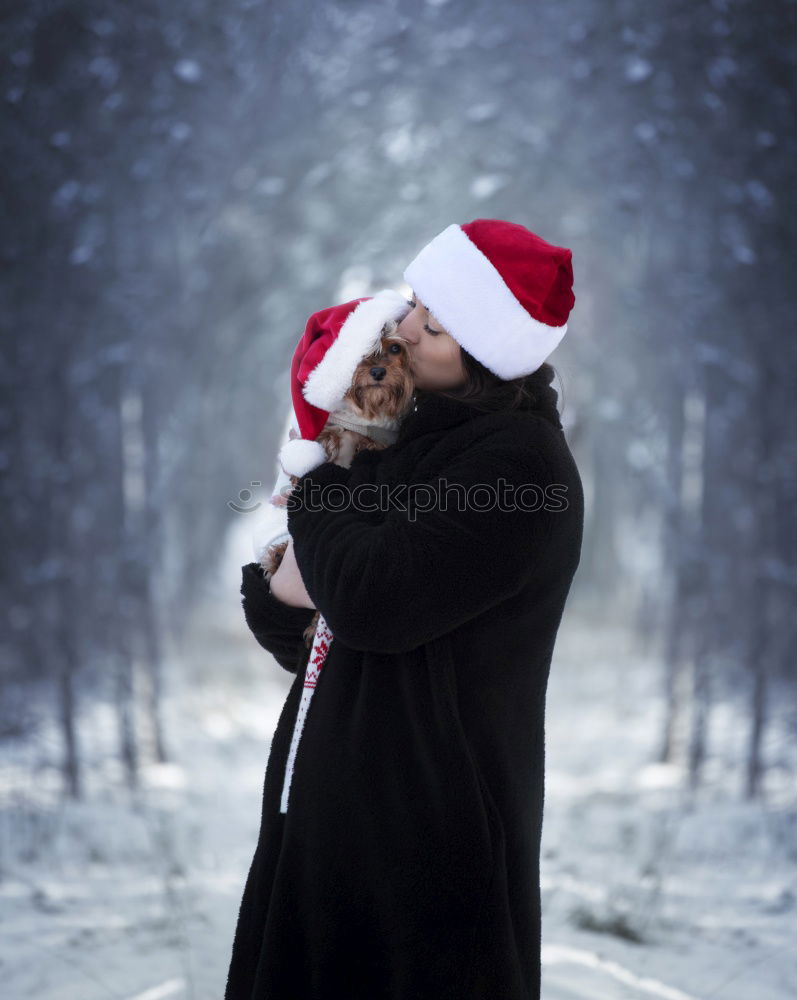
[[370, 366, 386, 381]]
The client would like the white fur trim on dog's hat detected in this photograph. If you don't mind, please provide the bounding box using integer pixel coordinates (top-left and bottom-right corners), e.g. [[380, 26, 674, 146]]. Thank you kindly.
[[301, 288, 411, 413]]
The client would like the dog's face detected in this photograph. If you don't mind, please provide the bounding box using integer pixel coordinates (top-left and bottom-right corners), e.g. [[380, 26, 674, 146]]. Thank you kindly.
[[344, 325, 416, 421]]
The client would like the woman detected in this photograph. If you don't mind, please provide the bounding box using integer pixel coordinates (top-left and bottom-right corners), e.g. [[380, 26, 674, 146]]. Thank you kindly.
[[225, 219, 584, 1000]]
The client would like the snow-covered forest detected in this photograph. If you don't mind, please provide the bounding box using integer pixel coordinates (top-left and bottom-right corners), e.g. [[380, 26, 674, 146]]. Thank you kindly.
[[2, 0, 795, 996]]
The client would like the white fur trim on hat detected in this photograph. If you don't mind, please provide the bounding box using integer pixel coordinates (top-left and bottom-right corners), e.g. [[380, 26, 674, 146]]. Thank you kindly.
[[403, 223, 567, 380], [279, 438, 327, 477], [301, 288, 412, 412]]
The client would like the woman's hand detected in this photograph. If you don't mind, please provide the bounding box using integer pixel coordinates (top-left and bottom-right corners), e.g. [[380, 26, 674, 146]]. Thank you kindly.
[[269, 538, 316, 609]]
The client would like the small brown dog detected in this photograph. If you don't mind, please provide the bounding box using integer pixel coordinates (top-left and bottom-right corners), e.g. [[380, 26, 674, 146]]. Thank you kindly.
[[260, 316, 415, 647]]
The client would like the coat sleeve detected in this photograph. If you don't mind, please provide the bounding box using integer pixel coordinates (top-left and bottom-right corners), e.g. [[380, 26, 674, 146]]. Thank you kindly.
[[240, 562, 316, 673], [286, 435, 559, 654]]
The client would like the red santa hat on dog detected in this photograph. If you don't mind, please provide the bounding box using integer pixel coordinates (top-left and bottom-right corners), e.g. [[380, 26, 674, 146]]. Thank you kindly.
[[403, 218, 575, 380], [278, 288, 411, 478]]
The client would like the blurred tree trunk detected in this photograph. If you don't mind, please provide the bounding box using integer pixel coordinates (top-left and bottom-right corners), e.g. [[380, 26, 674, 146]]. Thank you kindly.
[[51, 331, 83, 798], [744, 352, 777, 799], [140, 380, 169, 763], [112, 367, 141, 791], [658, 379, 686, 764], [686, 381, 710, 790], [577, 246, 623, 613]]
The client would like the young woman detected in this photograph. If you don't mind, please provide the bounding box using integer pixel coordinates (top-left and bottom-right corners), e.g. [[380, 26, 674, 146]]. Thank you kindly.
[[225, 219, 584, 1000]]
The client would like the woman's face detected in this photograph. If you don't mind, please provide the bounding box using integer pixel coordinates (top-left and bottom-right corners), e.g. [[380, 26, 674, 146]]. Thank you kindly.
[[395, 289, 468, 392]]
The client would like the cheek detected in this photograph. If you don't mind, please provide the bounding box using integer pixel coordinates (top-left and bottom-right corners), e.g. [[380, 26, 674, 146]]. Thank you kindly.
[[425, 342, 444, 366], [447, 342, 462, 368]]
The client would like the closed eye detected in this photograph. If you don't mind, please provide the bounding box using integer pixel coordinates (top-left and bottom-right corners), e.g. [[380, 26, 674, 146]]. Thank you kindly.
[[406, 298, 441, 336]]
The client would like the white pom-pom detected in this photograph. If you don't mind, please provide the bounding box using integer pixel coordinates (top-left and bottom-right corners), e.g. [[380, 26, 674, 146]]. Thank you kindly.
[[278, 438, 327, 477]]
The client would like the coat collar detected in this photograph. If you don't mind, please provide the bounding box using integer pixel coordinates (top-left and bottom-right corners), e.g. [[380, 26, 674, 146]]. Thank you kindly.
[[396, 383, 562, 447], [395, 391, 480, 446]]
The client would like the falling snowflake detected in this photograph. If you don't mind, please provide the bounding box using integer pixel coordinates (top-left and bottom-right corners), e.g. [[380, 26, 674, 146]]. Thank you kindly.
[[470, 174, 508, 199], [625, 57, 653, 83], [174, 59, 202, 83]]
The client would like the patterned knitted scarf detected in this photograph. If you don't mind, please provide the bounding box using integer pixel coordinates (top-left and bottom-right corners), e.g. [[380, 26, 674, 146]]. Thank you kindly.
[[280, 613, 334, 813]]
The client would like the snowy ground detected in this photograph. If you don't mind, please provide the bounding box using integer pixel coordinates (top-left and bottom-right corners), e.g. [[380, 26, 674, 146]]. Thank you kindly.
[[1, 529, 795, 998]]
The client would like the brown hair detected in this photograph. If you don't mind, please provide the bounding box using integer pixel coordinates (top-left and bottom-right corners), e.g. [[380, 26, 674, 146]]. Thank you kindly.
[[417, 348, 562, 419]]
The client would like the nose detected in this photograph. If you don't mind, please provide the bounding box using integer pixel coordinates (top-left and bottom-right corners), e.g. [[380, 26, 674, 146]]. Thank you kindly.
[[370, 366, 386, 381]]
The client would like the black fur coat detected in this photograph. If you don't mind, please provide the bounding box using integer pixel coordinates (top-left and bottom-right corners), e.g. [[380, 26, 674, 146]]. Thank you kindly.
[[225, 386, 584, 1000]]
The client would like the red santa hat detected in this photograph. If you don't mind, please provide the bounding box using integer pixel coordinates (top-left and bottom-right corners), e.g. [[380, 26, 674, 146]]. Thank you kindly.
[[278, 288, 411, 478], [403, 218, 575, 380]]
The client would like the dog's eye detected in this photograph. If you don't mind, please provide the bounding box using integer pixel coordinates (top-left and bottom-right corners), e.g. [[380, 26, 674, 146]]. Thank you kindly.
[[388, 343, 402, 354]]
